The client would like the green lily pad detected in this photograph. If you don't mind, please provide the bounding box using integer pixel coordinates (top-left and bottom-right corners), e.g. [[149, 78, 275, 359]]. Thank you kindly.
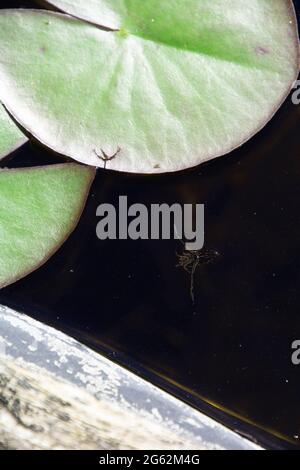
[[0, 103, 27, 161], [0, 3, 298, 173], [0, 163, 95, 289]]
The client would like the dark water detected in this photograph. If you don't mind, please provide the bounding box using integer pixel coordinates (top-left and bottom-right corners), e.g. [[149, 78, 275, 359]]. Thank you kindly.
[[1, 0, 300, 449]]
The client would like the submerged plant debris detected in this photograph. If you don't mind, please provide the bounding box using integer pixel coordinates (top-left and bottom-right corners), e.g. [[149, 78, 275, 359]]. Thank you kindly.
[[176, 246, 220, 305]]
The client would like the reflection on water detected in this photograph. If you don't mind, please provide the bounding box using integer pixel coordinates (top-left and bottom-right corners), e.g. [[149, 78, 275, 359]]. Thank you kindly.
[[0, 0, 300, 450]]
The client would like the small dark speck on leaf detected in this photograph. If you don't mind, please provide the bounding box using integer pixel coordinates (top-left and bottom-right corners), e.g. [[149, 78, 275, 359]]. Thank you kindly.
[[39, 46, 46, 54], [255, 46, 270, 55], [154, 164, 160, 169]]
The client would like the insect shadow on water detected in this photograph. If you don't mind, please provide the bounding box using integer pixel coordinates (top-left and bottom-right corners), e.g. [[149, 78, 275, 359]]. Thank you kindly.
[[94, 147, 121, 169], [176, 240, 220, 305]]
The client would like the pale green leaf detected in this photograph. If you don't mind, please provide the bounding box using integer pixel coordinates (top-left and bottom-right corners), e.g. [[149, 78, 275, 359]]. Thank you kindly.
[[0, 103, 27, 161], [0, 2, 298, 172], [0, 163, 95, 289]]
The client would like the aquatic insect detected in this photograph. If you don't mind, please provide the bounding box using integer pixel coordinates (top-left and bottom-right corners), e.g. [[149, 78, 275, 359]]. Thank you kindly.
[[94, 147, 121, 169], [176, 247, 220, 305]]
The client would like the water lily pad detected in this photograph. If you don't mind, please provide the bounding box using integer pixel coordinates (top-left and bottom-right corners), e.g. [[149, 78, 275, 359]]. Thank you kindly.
[[0, 163, 95, 289], [0, 3, 298, 173], [0, 103, 27, 161]]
